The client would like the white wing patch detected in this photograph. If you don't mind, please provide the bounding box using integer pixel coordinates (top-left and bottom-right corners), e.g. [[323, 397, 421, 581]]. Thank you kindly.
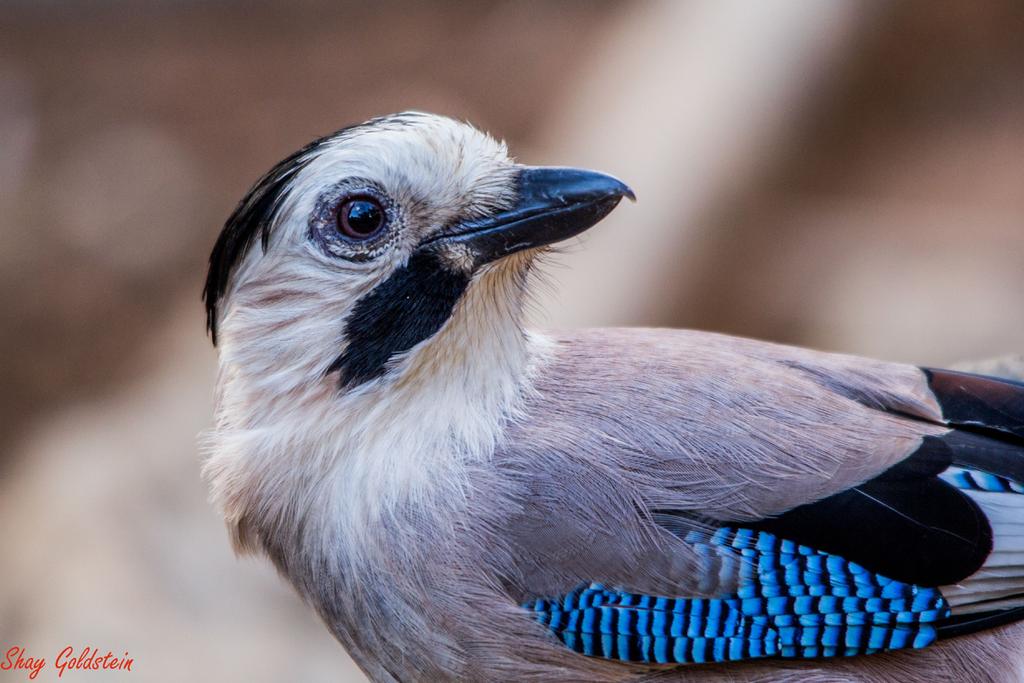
[[940, 467, 1024, 613]]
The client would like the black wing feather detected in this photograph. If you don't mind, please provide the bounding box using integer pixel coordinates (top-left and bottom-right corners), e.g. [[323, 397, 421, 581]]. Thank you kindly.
[[733, 369, 1024, 590], [924, 367, 1024, 440], [744, 435, 994, 587]]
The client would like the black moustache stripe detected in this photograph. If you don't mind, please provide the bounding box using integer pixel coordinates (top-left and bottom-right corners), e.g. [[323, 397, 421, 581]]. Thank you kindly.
[[327, 250, 469, 388]]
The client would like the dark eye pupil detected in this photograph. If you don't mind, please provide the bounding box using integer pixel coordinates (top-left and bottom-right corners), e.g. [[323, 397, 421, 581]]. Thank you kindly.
[[338, 199, 383, 238]]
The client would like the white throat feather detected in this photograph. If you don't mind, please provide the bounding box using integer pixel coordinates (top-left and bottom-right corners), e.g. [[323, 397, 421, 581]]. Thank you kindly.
[[202, 253, 549, 558]]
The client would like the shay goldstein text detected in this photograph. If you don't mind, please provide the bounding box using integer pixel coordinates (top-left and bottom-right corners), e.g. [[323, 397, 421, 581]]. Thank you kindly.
[[1, 645, 134, 679]]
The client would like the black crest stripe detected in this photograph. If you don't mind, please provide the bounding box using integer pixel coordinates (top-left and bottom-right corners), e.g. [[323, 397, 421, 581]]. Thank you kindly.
[[203, 135, 332, 344], [203, 113, 431, 345]]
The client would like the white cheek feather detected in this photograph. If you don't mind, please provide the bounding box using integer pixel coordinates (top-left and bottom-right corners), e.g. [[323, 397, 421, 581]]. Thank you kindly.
[[201, 114, 542, 564]]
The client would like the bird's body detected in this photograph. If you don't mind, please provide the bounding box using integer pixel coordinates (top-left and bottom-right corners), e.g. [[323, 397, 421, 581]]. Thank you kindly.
[[203, 113, 1024, 681]]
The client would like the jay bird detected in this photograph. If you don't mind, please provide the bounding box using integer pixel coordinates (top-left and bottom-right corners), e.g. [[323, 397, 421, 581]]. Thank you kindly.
[[202, 112, 1024, 682]]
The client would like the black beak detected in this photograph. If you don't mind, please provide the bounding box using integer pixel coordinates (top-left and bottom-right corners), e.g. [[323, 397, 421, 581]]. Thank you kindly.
[[428, 166, 634, 267]]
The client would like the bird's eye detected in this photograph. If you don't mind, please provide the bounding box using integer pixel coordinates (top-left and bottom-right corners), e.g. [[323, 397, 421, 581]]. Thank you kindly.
[[337, 198, 385, 239]]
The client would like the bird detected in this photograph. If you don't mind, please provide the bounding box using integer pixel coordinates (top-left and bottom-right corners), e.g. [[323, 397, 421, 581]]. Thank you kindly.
[[202, 111, 1024, 682]]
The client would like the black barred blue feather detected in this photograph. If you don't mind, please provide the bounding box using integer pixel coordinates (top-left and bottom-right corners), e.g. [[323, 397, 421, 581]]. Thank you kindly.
[[941, 466, 1024, 494], [526, 528, 950, 664]]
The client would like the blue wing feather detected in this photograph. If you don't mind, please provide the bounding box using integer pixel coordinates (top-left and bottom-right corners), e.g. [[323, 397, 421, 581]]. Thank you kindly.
[[526, 528, 950, 664]]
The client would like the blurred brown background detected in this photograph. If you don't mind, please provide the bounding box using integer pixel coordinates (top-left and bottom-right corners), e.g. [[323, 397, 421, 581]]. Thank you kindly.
[[1, 1, 1022, 681]]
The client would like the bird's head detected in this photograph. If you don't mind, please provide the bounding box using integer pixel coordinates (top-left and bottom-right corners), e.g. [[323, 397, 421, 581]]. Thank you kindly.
[[204, 112, 632, 545], [204, 111, 632, 405]]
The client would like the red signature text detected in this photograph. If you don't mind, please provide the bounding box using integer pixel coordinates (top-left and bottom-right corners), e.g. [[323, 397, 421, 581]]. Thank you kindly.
[[1, 646, 133, 679]]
